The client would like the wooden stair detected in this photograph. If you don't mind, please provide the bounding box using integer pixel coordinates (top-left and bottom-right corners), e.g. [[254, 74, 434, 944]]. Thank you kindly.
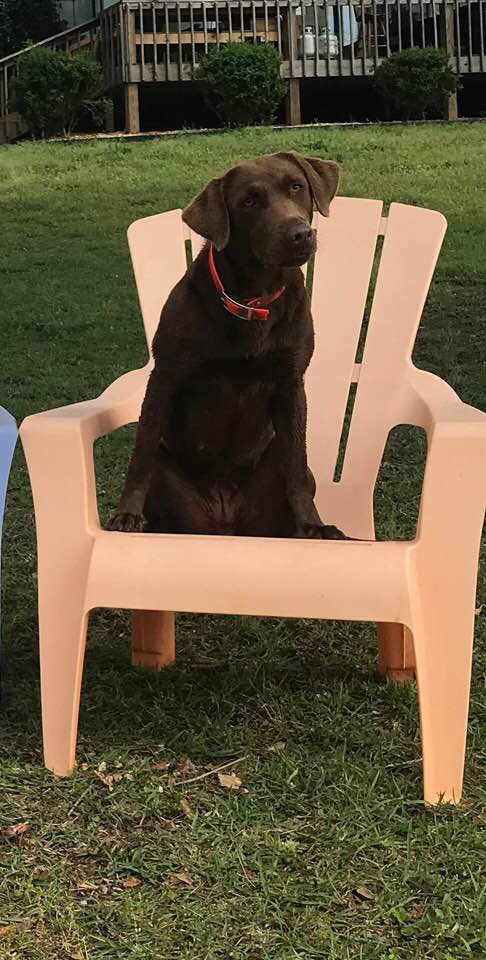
[[0, 17, 99, 143]]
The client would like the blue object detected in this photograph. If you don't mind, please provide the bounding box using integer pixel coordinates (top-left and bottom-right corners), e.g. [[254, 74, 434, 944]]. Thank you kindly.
[[0, 407, 17, 637]]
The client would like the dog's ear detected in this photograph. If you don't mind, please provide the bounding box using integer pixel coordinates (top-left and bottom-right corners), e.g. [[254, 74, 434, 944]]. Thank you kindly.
[[182, 176, 230, 251], [277, 153, 340, 217]]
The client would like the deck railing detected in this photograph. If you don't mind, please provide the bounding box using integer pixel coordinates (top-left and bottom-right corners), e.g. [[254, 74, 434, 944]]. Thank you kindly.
[[100, 0, 486, 85]]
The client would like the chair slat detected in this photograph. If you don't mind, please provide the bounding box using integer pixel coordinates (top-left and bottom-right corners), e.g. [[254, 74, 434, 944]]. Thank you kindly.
[[127, 209, 187, 351], [342, 203, 447, 488], [306, 197, 383, 486], [189, 229, 207, 261]]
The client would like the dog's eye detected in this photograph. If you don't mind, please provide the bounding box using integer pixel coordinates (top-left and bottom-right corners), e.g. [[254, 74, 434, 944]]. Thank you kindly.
[[290, 182, 303, 193], [243, 196, 256, 208]]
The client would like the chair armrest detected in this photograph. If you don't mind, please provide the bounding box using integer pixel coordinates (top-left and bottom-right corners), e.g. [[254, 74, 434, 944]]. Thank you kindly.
[[0, 407, 17, 526], [403, 367, 486, 548], [0, 405, 17, 437], [20, 365, 150, 444], [19, 366, 150, 534], [401, 366, 486, 435]]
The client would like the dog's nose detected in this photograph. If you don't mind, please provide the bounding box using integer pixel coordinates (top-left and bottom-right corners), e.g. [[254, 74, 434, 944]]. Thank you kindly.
[[290, 223, 313, 245]]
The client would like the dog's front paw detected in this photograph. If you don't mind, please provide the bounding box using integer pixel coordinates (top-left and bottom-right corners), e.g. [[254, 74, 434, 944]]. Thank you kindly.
[[320, 523, 349, 540], [107, 511, 146, 533], [298, 522, 349, 540]]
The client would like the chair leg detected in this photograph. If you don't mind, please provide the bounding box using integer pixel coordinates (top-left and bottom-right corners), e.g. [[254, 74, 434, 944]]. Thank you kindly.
[[132, 610, 175, 670], [378, 622, 416, 682], [412, 592, 475, 806], [39, 598, 90, 777]]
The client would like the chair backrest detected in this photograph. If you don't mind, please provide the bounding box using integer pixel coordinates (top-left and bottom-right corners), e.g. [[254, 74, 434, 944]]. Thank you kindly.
[[127, 199, 446, 528], [306, 199, 447, 511]]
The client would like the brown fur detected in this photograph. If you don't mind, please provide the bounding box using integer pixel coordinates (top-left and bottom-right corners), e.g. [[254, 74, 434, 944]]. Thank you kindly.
[[108, 152, 345, 540]]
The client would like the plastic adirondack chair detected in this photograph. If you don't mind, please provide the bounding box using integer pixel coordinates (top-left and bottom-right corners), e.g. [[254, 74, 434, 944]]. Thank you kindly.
[[0, 406, 17, 634], [20, 199, 486, 804]]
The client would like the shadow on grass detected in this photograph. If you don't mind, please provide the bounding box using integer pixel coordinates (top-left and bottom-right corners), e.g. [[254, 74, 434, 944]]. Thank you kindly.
[[0, 605, 421, 780]]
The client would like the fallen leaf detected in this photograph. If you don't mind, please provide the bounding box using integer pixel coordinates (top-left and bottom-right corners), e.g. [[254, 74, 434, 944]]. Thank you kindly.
[[33, 922, 48, 939], [121, 876, 142, 889], [218, 772, 242, 790], [267, 740, 287, 753], [98, 761, 107, 773], [177, 757, 197, 778], [166, 871, 195, 887], [243, 867, 257, 881], [114, 761, 124, 769], [280, 839, 298, 854], [161, 818, 178, 832], [0, 822, 30, 840], [0, 919, 36, 937], [408, 903, 426, 919], [180, 797, 193, 818], [475, 605, 483, 616], [353, 886, 375, 901], [154, 761, 171, 772], [95, 769, 114, 791]]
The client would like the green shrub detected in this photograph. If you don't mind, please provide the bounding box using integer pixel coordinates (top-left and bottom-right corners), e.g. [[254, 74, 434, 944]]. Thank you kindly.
[[374, 47, 457, 120], [195, 43, 287, 127], [12, 47, 107, 138]]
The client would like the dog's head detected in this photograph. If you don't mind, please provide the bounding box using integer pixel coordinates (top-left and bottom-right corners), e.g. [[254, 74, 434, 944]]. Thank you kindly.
[[182, 152, 340, 268]]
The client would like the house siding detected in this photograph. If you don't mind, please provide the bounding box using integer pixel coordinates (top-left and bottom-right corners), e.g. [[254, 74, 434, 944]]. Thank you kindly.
[[57, 0, 118, 28]]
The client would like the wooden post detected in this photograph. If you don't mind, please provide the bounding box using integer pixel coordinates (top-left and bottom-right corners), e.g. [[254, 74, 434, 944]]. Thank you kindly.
[[104, 97, 115, 133], [440, 0, 459, 120], [124, 82, 140, 133], [283, 3, 301, 126], [285, 78, 302, 125], [127, 8, 138, 64], [378, 623, 416, 683]]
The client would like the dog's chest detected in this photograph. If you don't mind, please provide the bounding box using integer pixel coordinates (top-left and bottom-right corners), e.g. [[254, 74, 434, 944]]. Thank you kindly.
[[173, 353, 281, 459]]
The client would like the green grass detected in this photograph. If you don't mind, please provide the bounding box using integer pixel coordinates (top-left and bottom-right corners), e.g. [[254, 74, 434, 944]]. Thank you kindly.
[[0, 123, 485, 959]]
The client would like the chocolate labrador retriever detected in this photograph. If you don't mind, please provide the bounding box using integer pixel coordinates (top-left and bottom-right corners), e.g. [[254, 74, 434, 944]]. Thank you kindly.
[[108, 151, 346, 540]]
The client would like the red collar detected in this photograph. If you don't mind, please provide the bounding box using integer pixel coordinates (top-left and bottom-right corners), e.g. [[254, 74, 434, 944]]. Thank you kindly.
[[208, 244, 286, 321]]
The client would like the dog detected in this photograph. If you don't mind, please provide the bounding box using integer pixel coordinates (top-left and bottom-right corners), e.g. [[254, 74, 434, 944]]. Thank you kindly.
[[108, 151, 346, 541]]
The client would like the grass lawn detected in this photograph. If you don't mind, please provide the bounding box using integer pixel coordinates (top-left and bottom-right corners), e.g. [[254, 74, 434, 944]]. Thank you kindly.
[[0, 123, 485, 959]]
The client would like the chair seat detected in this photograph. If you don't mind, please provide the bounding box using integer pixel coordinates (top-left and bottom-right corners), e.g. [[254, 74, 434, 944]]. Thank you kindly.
[[86, 529, 411, 623]]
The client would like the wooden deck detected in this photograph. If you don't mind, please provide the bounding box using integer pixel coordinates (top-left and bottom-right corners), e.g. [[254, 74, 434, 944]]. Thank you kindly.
[[1, 0, 486, 139]]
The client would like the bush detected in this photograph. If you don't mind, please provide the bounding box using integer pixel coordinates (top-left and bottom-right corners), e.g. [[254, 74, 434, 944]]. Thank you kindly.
[[12, 47, 107, 138], [374, 47, 457, 120], [195, 43, 287, 127]]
